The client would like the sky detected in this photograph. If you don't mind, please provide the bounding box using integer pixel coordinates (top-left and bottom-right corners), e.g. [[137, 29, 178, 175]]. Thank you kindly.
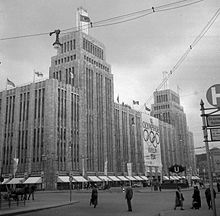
[[0, 0, 220, 153]]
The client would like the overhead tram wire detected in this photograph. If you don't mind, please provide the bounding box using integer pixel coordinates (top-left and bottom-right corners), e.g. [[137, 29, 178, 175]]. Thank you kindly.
[[0, 0, 204, 41], [144, 8, 220, 107]]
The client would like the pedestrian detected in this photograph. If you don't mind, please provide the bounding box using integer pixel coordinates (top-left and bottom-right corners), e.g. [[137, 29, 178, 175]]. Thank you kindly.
[[191, 186, 201, 209], [28, 184, 37, 200], [90, 184, 98, 208], [217, 182, 220, 192], [159, 182, 162, 192], [174, 186, 184, 210], [125, 186, 133, 212], [205, 186, 216, 210]]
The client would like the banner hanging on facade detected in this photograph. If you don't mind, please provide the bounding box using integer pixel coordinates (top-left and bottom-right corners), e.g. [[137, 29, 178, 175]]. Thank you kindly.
[[127, 163, 132, 176], [142, 113, 162, 167], [104, 160, 108, 176]]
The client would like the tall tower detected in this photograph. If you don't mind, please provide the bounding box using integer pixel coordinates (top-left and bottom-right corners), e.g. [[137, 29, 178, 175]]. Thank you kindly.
[[151, 89, 193, 171], [49, 8, 115, 176]]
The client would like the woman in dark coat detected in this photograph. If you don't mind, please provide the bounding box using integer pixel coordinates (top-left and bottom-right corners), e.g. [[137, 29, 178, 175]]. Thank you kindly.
[[90, 184, 98, 208], [191, 186, 201, 209], [174, 186, 184, 210]]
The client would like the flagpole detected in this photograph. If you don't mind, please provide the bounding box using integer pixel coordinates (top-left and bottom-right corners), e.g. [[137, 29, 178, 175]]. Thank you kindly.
[[33, 70, 35, 83], [5, 79, 7, 91]]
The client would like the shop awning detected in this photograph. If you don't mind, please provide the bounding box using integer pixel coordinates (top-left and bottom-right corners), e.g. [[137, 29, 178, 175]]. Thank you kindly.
[[6, 178, 24, 184], [126, 176, 137, 181], [57, 176, 76, 183], [169, 176, 175, 180], [117, 176, 129, 181], [133, 176, 144, 181], [140, 176, 149, 181], [98, 176, 112, 181], [108, 176, 120, 181], [87, 176, 102, 182], [24, 177, 42, 184], [163, 176, 169, 180], [192, 176, 200, 180], [2, 178, 10, 184], [72, 176, 87, 182]]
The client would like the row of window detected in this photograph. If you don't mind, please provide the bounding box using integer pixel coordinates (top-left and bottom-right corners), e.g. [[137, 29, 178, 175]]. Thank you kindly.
[[84, 55, 109, 72], [154, 104, 170, 111], [60, 39, 76, 53], [83, 38, 104, 60], [156, 94, 168, 103], [154, 112, 171, 124], [55, 54, 76, 65]]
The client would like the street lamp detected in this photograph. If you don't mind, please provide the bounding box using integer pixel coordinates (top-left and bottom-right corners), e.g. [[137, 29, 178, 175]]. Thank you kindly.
[[49, 29, 62, 49]]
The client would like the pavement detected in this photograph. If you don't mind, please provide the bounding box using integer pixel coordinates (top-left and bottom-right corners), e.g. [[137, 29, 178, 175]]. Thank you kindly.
[[0, 187, 219, 216], [0, 191, 78, 216]]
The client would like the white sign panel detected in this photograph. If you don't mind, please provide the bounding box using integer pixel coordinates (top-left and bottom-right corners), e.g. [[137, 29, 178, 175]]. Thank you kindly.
[[210, 128, 220, 141], [142, 114, 162, 167], [206, 115, 220, 127]]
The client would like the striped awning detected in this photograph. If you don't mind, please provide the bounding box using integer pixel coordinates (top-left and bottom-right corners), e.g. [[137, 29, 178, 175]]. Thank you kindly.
[[2, 178, 10, 184], [87, 176, 102, 182], [98, 176, 112, 181], [126, 176, 137, 181], [117, 176, 129, 181], [163, 176, 169, 180], [133, 176, 144, 181], [108, 176, 120, 181], [24, 177, 42, 184], [57, 176, 76, 183], [140, 176, 149, 180], [192, 176, 200, 180], [72, 176, 87, 182], [6, 178, 25, 184]]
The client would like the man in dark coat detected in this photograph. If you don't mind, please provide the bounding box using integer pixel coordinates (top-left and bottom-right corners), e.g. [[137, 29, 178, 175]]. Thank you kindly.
[[174, 186, 184, 210], [125, 186, 133, 212], [191, 186, 201, 209], [90, 184, 98, 208], [217, 182, 220, 192], [205, 186, 216, 209]]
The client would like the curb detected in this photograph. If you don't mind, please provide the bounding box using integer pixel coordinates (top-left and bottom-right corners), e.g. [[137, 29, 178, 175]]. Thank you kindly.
[[0, 201, 79, 216]]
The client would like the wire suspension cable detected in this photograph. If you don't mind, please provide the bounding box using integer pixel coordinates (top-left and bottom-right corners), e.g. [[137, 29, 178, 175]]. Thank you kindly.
[[144, 8, 220, 106], [0, 0, 204, 41]]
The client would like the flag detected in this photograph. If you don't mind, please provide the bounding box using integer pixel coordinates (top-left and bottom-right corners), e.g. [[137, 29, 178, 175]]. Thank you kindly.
[[145, 104, 151, 112], [70, 72, 74, 79], [117, 95, 119, 103], [35, 71, 43, 77], [133, 100, 139, 105], [7, 78, 15, 87], [127, 163, 132, 176], [13, 158, 19, 176], [80, 14, 91, 22], [104, 160, 108, 176]]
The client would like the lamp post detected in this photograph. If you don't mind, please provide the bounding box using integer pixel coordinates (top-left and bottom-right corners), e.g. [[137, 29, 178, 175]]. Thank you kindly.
[[41, 154, 46, 190], [68, 143, 72, 201]]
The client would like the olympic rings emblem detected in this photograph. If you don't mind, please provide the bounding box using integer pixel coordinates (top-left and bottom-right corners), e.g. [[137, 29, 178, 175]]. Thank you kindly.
[[143, 129, 160, 149]]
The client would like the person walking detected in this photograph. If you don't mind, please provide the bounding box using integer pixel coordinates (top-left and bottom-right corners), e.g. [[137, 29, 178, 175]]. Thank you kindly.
[[90, 184, 98, 208], [191, 186, 201, 209], [205, 186, 216, 210], [125, 186, 133, 212], [217, 182, 220, 192], [174, 186, 184, 210], [28, 184, 37, 200]]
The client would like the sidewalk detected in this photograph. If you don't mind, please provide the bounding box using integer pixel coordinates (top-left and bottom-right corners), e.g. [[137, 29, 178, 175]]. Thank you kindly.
[[159, 191, 220, 216], [159, 207, 220, 216], [0, 191, 78, 216]]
